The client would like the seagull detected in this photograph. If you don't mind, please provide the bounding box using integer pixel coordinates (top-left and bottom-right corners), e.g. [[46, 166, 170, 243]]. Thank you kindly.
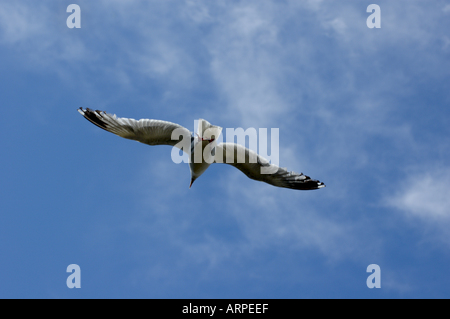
[[78, 108, 325, 190]]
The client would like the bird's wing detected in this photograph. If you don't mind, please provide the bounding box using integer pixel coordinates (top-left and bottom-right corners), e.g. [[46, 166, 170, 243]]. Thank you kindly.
[[78, 108, 192, 150], [214, 143, 325, 190]]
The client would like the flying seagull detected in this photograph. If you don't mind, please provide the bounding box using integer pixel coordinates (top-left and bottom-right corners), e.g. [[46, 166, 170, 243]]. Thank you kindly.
[[78, 108, 325, 190]]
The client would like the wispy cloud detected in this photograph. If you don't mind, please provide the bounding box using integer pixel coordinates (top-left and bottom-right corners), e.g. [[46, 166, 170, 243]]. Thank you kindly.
[[386, 167, 450, 221], [0, 2, 45, 44], [385, 166, 450, 247], [205, 3, 287, 127]]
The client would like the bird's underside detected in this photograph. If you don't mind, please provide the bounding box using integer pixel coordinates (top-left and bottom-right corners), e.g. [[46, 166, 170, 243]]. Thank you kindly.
[[78, 108, 325, 190]]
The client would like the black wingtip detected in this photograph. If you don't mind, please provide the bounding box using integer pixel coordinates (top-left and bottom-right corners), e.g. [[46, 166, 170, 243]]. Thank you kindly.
[[78, 108, 109, 131]]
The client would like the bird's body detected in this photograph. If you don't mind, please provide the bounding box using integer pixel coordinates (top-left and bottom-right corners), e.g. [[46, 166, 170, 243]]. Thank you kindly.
[[78, 108, 325, 190]]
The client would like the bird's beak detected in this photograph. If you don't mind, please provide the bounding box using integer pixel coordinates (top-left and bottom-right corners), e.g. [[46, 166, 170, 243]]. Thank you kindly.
[[189, 179, 194, 188]]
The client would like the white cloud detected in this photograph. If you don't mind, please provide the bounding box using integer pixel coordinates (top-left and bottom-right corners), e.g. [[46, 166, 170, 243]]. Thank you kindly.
[[384, 166, 450, 249], [327, 18, 347, 35], [0, 2, 91, 68], [184, 0, 213, 24], [387, 167, 450, 220], [206, 5, 286, 127], [0, 3, 44, 43]]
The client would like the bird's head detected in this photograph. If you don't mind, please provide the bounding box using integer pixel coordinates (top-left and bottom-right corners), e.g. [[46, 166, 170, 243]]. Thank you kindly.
[[188, 162, 210, 188], [196, 119, 222, 144]]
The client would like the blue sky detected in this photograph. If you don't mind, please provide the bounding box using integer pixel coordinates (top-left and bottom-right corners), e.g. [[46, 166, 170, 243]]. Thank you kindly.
[[1, 0, 450, 298]]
